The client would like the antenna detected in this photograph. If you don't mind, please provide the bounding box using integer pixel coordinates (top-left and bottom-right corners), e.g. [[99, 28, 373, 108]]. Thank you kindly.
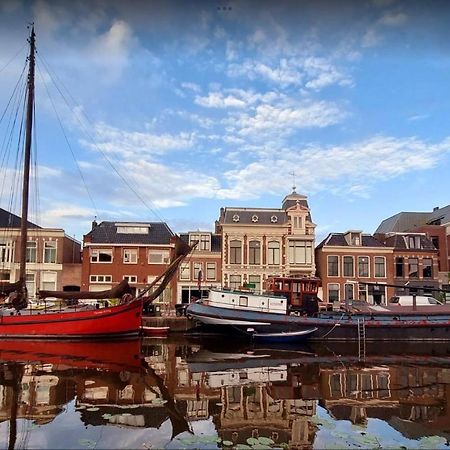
[[290, 171, 296, 193]]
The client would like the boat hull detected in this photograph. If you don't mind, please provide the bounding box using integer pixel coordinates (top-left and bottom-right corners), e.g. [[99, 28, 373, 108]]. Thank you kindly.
[[0, 299, 142, 338], [187, 302, 450, 341], [252, 328, 318, 343]]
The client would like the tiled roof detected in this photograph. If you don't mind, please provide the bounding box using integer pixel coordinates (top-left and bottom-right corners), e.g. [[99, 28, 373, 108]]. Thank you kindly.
[[384, 234, 436, 250], [0, 208, 40, 229], [375, 212, 432, 233], [428, 205, 450, 226], [221, 208, 288, 225], [86, 221, 173, 245], [316, 233, 386, 249]]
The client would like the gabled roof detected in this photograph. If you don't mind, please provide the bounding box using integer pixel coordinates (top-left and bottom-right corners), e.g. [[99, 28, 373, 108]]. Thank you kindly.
[[375, 212, 431, 234], [0, 208, 40, 229], [316, 233, 386, 249], [86, 221, 173, 245]]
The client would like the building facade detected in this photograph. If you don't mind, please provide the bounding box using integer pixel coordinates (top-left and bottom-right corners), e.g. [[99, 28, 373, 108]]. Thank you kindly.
[[177, 231, 222, 304], [216, 191, 316, 292], [82, 221, 177, 307], [0, 208, 81, 298], [315, 231, 394, 304]]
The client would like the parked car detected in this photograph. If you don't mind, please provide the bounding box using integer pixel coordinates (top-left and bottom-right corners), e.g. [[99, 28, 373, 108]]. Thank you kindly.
[[389, 295, 441, 306]]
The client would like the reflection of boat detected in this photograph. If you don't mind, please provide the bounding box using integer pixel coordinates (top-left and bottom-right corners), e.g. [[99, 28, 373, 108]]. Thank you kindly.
[[251, 328, 318, 343], [0, 28, 192, 338], [0, 338, 143, 372]]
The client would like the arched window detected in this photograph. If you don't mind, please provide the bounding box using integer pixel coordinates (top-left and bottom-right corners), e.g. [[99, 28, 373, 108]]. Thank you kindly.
[[267, 241, 280, 265], [248, 240, 261, 265], [229, 240, 242, 264]]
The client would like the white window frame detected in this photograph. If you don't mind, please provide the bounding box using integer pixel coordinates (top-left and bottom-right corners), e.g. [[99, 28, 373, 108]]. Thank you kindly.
[[90, 275, 113, 283], [179, 262, 190, 280], [328, 283, 340, 302], [342, 255, 355, 278], [26, 241, 37, 263], [148, 250, 170, 264], [206, 262, 216, 281], [358, 255, 370, 278], [267, 241, 280, 265], [374, 256, 386, 278], [123, 275, 137, 283], [43, 241, 57, 264], [91, 249, 113, 263], [123, 248, 138, 264], [193, 262, 202, 280], [41, 271, 57, 290], [229, 274, 241, 290], [327, 255, 340, 277]]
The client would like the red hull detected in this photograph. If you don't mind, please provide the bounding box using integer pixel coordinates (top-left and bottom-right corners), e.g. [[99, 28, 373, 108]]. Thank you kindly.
[[0, 299, 142, 338], [0, 338, 143, 371], [141, 325, 169, 337]]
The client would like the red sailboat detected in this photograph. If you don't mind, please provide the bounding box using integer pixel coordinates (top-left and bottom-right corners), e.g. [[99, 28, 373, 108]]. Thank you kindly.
[[0, 27, 192, 339]]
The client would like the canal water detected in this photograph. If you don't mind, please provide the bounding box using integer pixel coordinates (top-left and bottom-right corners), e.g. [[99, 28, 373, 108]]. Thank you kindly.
[[1, 337, 450, 449]]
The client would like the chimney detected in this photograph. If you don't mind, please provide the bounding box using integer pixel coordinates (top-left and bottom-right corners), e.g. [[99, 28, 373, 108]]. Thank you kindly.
[[433, 206, 439, 212], [92, 219, 98, 230]]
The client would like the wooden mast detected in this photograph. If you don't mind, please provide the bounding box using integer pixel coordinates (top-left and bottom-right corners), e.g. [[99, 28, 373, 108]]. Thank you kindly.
[[19, 25, 35, 287]]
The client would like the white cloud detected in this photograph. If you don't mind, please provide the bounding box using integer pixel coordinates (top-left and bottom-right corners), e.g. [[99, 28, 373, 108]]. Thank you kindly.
[[379, 11, 408, 27], [181, 82, 201, 93], [195, 92, 247, 109]]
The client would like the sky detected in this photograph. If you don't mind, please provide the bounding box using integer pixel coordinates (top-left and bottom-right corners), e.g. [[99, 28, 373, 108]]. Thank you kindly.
[[0, 0, 450, 243]]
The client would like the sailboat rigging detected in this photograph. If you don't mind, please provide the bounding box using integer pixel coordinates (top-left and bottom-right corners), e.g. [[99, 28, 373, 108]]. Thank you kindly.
[[0, 27, 192, 338]]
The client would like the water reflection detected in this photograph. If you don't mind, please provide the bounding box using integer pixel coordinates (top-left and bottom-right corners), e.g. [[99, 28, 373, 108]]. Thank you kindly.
[[1, 338, 450, 448]]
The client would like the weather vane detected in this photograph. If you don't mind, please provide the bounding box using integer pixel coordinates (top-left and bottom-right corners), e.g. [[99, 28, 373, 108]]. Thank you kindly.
[[290, 171, 296, 193]]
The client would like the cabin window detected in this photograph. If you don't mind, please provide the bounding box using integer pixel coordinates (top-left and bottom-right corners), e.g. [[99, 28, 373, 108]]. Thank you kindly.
[[229, 240, 242, 264], [248, 241, 261, 265], [229, 275, 241, 289], [123, 249, 138, 264], [206, 262, 216, 280], [26, 241, 37, 263], [123, 275, 137, 283], [179, 262, 190, 280], [423, 258, 433, 278], [327, 256, 339, 277], [239, 296, 248, 307], [91, 249, 112, 263], [408, 258, 419, 278], [267, 241, 280, 265], [44, 242, 57, 264], [374, 257, 386, 278], [343, 256, 354, 277], [358, 256, 369, 277], [148, 250, 170, 264], [395, 257, 404, 277], [328, 284, 339, 302]]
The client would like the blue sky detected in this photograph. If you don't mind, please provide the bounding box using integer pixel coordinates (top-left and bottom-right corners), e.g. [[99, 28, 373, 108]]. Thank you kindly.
[[0, 0, 449, 242]]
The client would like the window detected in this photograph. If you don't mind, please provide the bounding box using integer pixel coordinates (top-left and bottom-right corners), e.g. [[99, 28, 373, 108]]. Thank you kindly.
[[229, 240, 242, 264], [343, 256, 354, 277], [193, 262, 202, 280], [239, 296, 248, 306], [179, 262, 190, 280], [328, 284, 340, 302], [327, 256, 339, 277], [0, 241, 14, 263], [91, 249, 112, 263], [229, 275, 241, 289], [25, 273, 35, 298], [408, 236, 421, 249], [395, 257, 404, 277], [200, 234, 210, 251], [267, 241, 280, 265], [293, 216, 302, 228], [123, 249, 137, 264], [90, 275, 113, 283], [123, 275, 137, 283], [41, 272, 57, 291], [288, 241, 313, 264], [408, 258, 418, 278], [358, 256, 369, 277], [344, 283, 354, 300], [0, 271, 10, 282], [206, 263, 216, 280], [351, 233, 361, 246], [358, 283, 367, 302], [44, 242, 57, 263], [431, 237, 439, 249], [148, 250, 170, 264], [423, 258, 433, 278], [248, 275, 261, 292], [374, 257, 386, 278], [116, 225, 149, 234], [248, 241, 261, 265], [26, 241, 37, 263]]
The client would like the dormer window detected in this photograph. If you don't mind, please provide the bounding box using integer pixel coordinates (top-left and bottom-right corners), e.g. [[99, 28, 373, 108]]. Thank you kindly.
[[270, 215, 278, 223], [232, 214, 240, 222], [251, 215, 258, 223]]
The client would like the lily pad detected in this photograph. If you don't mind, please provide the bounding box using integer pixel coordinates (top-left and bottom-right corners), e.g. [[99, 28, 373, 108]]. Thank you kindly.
[[78, 439, 97, 448], [235, 445, 252, 449], [222, 440, 234, 447], [86, 407, 99, 412], [251, 445, 272, 450], [102, 413, 113, 419], [247, 438, 259, 446], [258, 437, 274, 446]]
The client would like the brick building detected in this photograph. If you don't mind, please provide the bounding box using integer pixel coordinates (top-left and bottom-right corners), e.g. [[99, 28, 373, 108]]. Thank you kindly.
[[215, 190, 316, 291], [315, 231, 394, 304], [0, 208, 81, 298], [82, 221, 177, 307], [177, 231, 222, 304]]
